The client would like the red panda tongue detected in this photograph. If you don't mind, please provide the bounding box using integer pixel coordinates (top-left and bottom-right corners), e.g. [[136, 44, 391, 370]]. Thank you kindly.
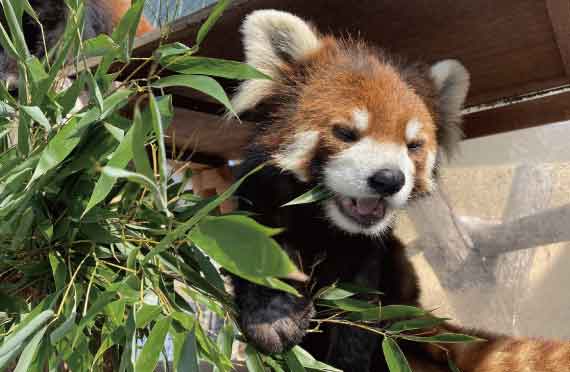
[[355, 197, 381, 215]]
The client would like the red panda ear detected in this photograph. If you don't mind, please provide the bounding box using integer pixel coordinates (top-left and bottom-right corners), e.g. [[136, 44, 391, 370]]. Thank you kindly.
[[429, 60, 470, 158], [231, 10, 322, 114]]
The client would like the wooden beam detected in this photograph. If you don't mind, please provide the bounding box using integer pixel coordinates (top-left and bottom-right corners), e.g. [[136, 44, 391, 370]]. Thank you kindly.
[[121, 0, 568, 108], [463, 91, 570, 138], [546, 0, 570, 78], [166, 108, 254, 161]]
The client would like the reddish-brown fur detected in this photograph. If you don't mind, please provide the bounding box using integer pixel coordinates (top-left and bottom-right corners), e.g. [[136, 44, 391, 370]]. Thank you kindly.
[[98, 0, 154, 36], [251, 35, 569, 372]]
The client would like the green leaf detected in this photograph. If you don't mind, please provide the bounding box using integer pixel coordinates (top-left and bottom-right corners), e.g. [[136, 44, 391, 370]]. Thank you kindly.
[[109, 0, 145, 62], [10, 207, 34, 250], [20, 105, 50, 132], [400, 333, 485, 344], [189, 215, 298, 278], [177, 328, 200, 372], [0, 21, 19, 59], [83, 34, 119, 58], [284, 350, 306, 372], [319, 298, 378, 312], [382, 337, 412, 372], [13, 325, 48, 372], [48, 252, 67, 292], [448, 358, 462, 372], [1, 0, 30, 59], [83, 122, 136, 215], [348, 305, 427, 322], [196, 0, 231, 46], [73, 291, 117, 347], [102, 166, 168, 213], [162, 56, 270, 80], [151, 75, 236, 117], [149, 93, 168, 207], [213, 322, 234, 372], [155, 42, 191, 59], [144, 163, 264, 262], [29, 89, 133, 185], [291, 346, 342, 372], [135, 305, 162, 329], [131, 105, 154, 180], [0, 310, 54, 360], [315, 286, 356, 301], [118, 309, 136, 372], [135, 317, 172, 372], [387, 317, 448, 333], [50, 312, 77, 345], [86, 71, 104, 112], [282, 185, 333, 207], [245, 345, 266, 372]]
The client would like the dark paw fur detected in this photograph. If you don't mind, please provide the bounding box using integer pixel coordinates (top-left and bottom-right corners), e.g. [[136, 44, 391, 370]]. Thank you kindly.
[[240, 295, 315, 354]]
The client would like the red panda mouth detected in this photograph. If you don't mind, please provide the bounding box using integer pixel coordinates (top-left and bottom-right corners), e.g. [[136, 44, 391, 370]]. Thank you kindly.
[[335, 196, 387, 226]]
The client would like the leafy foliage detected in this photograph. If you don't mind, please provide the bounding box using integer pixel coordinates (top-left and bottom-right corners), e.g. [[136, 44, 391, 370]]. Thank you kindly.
[[0, 0, 481, 371]]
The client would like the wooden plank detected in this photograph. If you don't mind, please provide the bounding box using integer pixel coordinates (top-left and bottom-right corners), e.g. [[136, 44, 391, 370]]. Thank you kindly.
[[123, 0, 568, 107], [546, 0, 570, 78], [166, 107, 254, 160], [463, 91, 570, 138]]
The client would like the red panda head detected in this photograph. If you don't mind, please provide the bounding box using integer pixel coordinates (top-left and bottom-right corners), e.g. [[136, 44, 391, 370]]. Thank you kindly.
[[233, 10, 470, 236]]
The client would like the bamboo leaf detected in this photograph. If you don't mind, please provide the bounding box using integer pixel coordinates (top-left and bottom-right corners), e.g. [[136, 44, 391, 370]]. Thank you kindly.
[[196, 0, 231, 46], [400, 333, 485, 344], [152, 75, 236, 117], [1, 0, 30, 59], [144, 163, 264, 262], [131, 105, 154, 180], [13, 325, 48, 372], [245, 345, 266, 372], [162, 56, 270, 80], [50, 312, 77, 345], [291, 346, 342, 372], [149, 93, 168, 207], [382, 337, 412, 372], [189, 215, 298, 278], [282, 185, 333, 207], [20, 105, 50, 132], [134, 316, 172, 372], [177, 328, 200, 372], [0, 310, 54, 359], [284, 349, 306, 372]]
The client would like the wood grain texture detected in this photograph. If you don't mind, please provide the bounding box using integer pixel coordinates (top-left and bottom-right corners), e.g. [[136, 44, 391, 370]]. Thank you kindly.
[[546, 0, 570, 77], [126, 0, 568, 106], [463, 91, 570, 138]]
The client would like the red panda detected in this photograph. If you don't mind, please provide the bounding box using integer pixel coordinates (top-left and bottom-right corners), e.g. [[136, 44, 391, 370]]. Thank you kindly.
[[0, 0, 153, 88], [230, 9, 570, 372]]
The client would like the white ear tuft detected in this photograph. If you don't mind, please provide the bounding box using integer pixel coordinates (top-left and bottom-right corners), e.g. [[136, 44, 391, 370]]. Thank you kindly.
[[232, 10, 322, 114], [430, 59, 470, 158]]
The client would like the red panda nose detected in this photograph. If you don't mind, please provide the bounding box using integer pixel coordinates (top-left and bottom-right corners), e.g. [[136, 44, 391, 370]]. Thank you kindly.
[[368, 169, 405, 196]]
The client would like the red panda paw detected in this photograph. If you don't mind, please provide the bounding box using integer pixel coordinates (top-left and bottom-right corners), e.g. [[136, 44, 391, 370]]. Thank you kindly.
[[239, 296, 315, 354]]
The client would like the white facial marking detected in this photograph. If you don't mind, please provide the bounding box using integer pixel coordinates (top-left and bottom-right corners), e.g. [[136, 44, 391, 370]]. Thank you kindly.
[[274, 130, 319, 181], [405, 118, 423, 142], [324, 138, 415, 206], [352, 109, 370, 132]]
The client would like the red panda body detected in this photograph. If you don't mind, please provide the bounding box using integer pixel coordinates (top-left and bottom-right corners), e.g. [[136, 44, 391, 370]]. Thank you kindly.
[[231, 10, 570, 372]]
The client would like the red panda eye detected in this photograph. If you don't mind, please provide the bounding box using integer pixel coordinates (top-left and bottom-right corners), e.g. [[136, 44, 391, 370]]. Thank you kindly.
[[332, 125, 359, 142], [407, 141, 424, 152]]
